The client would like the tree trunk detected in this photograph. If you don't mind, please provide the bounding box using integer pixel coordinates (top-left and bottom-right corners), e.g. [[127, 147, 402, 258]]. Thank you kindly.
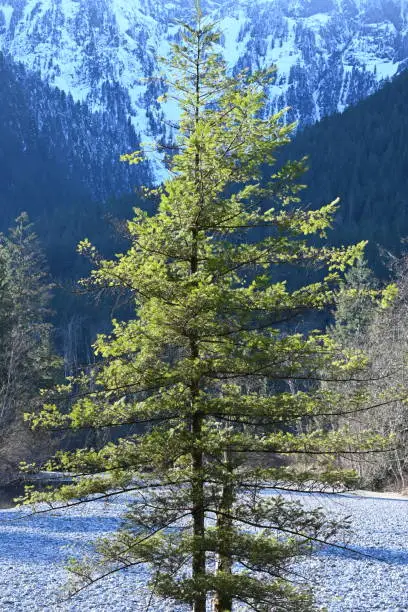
[[213, 451, 234, 612], [192, 408, 206, 612], [213, 553, 232, 611]]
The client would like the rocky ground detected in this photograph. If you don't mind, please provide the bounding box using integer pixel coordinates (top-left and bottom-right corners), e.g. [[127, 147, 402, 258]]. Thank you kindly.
[[0, 491, 407, 611]]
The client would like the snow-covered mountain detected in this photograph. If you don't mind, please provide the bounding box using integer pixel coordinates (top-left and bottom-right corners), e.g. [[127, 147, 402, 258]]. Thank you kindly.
[[1, 0, 407, 174]]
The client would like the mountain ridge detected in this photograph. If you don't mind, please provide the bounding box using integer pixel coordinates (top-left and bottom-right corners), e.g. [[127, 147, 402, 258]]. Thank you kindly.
[[1, 0, 407, 176]]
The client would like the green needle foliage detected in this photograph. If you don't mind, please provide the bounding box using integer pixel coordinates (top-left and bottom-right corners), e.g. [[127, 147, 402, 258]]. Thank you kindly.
[[330, 257, 385, 348], [25, 4, 395, 611]]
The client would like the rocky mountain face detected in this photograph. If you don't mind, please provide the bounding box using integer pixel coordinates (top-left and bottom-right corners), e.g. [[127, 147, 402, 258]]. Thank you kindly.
[[0, 0, 407, 177]]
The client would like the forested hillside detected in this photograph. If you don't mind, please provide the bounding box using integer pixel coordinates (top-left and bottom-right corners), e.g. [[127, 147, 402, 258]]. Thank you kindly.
[[285, 68, 408, 256], [0, 51, 150, 277], [0, 51, 152, 358]]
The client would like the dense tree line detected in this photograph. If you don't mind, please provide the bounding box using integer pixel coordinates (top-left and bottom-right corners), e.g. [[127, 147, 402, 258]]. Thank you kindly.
[[278, 69, 408, 490], [283, 69, 408, 258]]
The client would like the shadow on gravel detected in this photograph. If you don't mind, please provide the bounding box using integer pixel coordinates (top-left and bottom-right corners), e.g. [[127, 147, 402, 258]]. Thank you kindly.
[[0, 513, 120, 562], [0, 513, 119, 533], [317, 545, 408, 565], [0, 530, 91, 562]]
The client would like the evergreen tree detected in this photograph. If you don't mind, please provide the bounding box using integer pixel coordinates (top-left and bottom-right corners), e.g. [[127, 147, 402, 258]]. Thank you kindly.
[[26, 7, 394, 611], [0, 250, 13, 417], [0, 213, 60, 479], [330, 258, 379, 347]]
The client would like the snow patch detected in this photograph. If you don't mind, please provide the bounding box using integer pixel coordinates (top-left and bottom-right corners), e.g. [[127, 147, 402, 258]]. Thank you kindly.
[[302, 12, 331, 28], [0, 4, 13, 30], [220, 12, 248, 68]]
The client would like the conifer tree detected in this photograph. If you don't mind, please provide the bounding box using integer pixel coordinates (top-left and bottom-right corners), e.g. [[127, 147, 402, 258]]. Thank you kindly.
[[330, 258, 379, 347], [26, 5, 395, 611], [0, 213, 60, 479]]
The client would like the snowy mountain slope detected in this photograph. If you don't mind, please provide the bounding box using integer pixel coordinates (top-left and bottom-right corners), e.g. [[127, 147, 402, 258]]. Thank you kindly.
[[0, 0, 407, 172]]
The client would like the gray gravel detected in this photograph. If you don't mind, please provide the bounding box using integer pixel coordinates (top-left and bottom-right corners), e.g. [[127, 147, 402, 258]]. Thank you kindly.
[[0, 491, 407, 611], [291, 491, 408, 611]]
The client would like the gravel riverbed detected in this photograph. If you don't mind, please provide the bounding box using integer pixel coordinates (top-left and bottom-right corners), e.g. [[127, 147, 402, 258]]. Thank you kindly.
[[0, 491, 407, 611]]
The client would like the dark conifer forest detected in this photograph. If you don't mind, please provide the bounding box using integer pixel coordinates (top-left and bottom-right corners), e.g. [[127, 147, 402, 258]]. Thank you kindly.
[[0, 52, 152, 352], [0, 51, 151, 275], [285, 69, 408, 255]]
